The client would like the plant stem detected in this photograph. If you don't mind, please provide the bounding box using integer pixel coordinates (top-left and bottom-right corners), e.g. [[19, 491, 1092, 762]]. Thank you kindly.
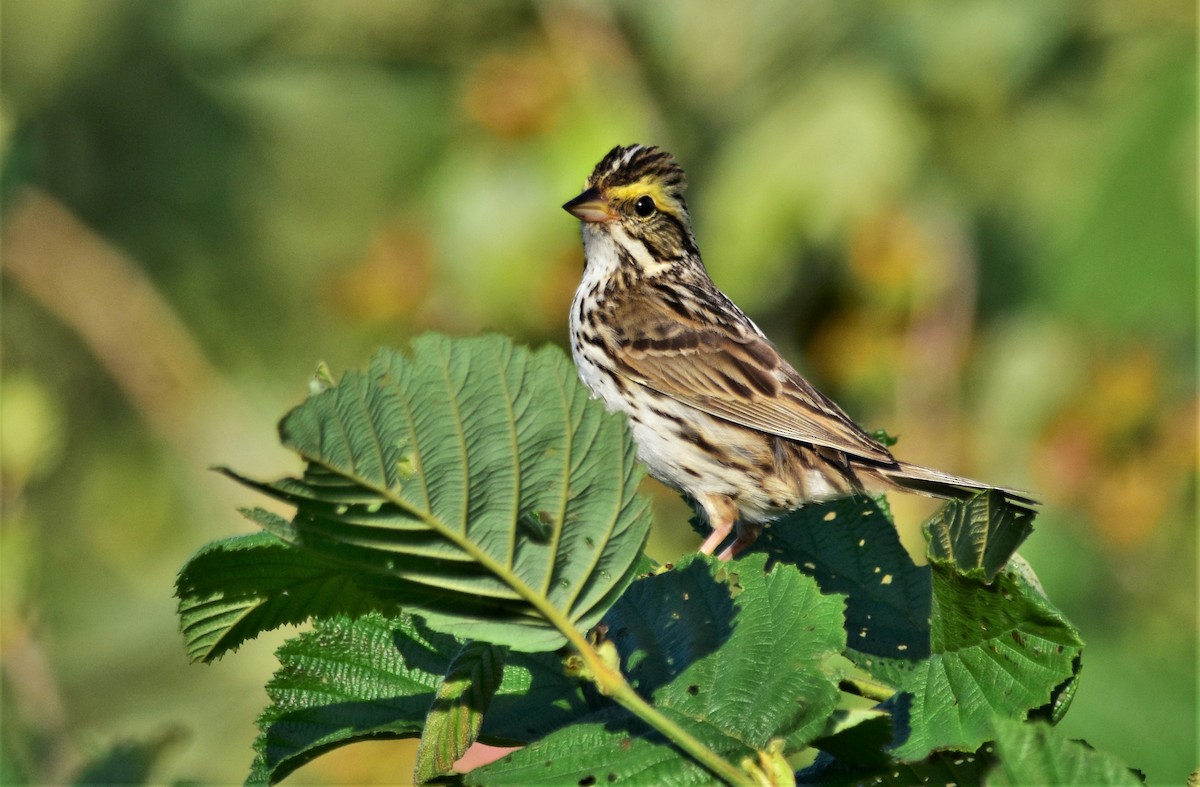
[[360, 480, 745, 781], [838, 676, 895, 704], [563, 626, 748, 785]]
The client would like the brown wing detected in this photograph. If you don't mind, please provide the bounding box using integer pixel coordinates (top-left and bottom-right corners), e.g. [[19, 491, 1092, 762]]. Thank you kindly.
[[605, 286, 894, 463]]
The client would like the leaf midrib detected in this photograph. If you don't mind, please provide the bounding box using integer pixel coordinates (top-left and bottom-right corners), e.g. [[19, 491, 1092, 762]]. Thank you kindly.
[[289, 354, 617, 641]]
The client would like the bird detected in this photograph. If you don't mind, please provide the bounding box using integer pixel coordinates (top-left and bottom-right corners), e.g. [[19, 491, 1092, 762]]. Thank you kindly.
[[562, 143, 1036, 560]]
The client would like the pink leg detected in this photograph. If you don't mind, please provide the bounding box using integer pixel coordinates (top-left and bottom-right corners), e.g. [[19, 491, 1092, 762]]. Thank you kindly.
[[696, 493, 738, 556], [698, 525, 731, 556], [718, 521, 763, 561]]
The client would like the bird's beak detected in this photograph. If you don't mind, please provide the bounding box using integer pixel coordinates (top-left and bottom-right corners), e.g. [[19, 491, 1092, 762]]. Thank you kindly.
[[563, 187, 616, 223]]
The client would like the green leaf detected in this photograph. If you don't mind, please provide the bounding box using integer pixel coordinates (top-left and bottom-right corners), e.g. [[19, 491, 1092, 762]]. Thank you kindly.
[[606, 554, 846, 750], [748, 494, 1081, 762], [886, 561, 1084, 761], [746, 496, 933, 710], [248, 612, 452, 785], [925, 490, 1036, 582], [986, 718, 1144, 786], [748, 497, 932, 662], [248, 611, 587, 785], [222, 334, 653, 652], [470, 555, 847, 784], [413, 641, 508, 784], [467, 705, 753, 786], [174, 528, 397, 663]]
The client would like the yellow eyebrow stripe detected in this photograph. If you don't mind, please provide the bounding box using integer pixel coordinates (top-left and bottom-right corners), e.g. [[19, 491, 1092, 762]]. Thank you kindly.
[[607, 180, 670, 205]]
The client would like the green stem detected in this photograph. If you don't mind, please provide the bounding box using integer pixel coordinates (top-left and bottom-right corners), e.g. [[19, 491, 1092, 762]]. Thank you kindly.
[[335, 468, 746, 782], [561, 625, 748, 785], [838, 676, 895, 704]]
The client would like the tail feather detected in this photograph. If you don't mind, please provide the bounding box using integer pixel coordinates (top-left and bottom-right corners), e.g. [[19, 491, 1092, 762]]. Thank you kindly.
[[878, 461, 1039, 515]]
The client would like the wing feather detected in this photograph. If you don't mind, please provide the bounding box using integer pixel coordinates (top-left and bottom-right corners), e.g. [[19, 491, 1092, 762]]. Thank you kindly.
[[606, 287, 894, 463]]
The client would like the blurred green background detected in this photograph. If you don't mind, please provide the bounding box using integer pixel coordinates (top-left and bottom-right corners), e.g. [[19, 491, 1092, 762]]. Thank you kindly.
[[1, 1, 1194, 784]]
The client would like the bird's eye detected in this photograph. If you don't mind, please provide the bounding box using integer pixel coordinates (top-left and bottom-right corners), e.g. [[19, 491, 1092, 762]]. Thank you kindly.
[[634, 196, 656, 217]]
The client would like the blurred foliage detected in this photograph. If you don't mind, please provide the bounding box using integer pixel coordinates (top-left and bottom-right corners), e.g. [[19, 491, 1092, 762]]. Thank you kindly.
[[0, 1, 1193, 784]]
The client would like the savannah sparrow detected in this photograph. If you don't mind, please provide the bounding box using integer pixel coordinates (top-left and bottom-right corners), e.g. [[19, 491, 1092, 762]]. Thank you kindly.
[[563, 144, 1035, 559]]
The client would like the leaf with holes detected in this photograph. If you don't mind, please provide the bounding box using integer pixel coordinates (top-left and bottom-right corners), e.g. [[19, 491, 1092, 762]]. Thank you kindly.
[[747, 496, 932, 665], [217, 334, 652, 652], [744, 492, 1082, 764], [469, 554, 847, 784], [603, 554, 846, 751], [884, 558, 1084, 761]]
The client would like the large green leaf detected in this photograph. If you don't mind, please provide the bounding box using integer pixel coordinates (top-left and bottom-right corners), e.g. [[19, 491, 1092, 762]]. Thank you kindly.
[[247, 611, 588, 785], [221, 334, 653, 652], [885, 553, 1084, 761], [605, 554, 846, 750], [747, 496, 932, 662], [175, 525, 400, 663], [469, 555, 847, 784], [747, 492, 1082, 763], [870, 496, 1078, 761]]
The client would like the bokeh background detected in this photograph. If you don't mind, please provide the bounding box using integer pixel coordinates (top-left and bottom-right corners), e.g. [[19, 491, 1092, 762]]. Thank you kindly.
[[1, 1, 1194, 784]]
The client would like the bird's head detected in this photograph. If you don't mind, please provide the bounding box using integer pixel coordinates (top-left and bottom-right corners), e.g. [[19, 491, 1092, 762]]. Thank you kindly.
[[563, 144, 699, 272]]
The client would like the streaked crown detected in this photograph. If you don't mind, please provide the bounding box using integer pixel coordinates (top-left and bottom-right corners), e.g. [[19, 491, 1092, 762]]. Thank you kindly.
[[587, 145, 687, 199], [565, 144, 699, 267]]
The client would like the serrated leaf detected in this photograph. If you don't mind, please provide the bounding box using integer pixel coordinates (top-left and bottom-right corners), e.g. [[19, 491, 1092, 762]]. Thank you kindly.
[[887, 563, 1084, 761], [413, 641, 508, 784], [606, 553, 846, 750], [1028, 659, 1081, 725], [174, 528, 397, 663], [926, 490, 1035, 582], [748, 497, 931, 663], [248, 612, 452, 785], [221, 334, 652, 652], [746, 494, 1082, 763], [471, 555, 847, 784], [986, 718, 1143, 786], [467, 705, 752, 786], [248, 611, 587, 785]]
